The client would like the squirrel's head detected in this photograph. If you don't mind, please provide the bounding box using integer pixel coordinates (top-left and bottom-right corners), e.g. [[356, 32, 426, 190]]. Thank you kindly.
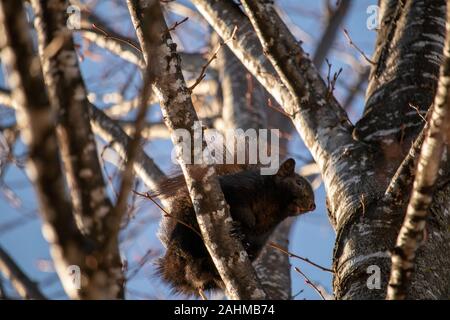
[[275, 158, 316, 216]]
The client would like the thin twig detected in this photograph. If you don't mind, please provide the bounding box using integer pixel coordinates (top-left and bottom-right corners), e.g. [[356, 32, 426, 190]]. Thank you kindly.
[[269, 242, 333, 273], [167, 17, 189, 33], [325, 59, 342, 100], [360, 194, 366, 217], [189, 26, 238, 92], [133, 190, 203, 239], [198, 289, 208, 300], [294, 267, 326, 300], [267, 98, 291, 118], [126, 249, 154, 281], [342, 28, 376, 65], [92, 23, 142, 53], [292, 288, 305, 299], [409, 103, 427, 122]]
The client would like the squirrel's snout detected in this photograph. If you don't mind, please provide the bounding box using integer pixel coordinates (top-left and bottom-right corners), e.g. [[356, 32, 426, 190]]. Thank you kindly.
[[293, 201, 315, 215]]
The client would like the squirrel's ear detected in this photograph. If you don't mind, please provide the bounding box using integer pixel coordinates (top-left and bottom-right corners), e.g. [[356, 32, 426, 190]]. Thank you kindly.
[[277, 158, 296, 177]]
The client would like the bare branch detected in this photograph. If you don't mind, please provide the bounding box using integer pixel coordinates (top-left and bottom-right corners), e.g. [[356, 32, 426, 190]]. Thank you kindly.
[[80, 27, 145, 68], [31, 0, 113, 241], [214, 29, 267, 131], [342, 28, 375, 65], [253, 220, 292, 300], [235, 0, 373, 226], [383, 127, 426, 208], [109, 0, 162, 240], [165, 1, 207, 27], [269, 242, 334, 273], [313, 0, 352, 69], [78, 8, 145, 67], [118, 120, 170, 140], [0, 88, 166, 191], [166, 16, 189, 33], [0, 246, 46, 300], [89, 105, 166, 190], [358, 0, 445, 147], [293, 267, 325, 300], [189, 26, 237, 93], [79, 14, 211, 74]]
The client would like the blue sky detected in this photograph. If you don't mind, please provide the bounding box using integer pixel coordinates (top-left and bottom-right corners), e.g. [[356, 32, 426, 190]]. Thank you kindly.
[[0, 0, 377, 300]]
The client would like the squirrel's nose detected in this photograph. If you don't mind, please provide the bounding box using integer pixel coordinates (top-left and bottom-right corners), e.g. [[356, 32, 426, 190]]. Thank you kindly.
[[310, 203, 316, 211]]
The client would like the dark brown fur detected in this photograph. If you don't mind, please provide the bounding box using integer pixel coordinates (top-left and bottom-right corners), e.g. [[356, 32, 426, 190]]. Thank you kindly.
[[154, 159, 315, 296]]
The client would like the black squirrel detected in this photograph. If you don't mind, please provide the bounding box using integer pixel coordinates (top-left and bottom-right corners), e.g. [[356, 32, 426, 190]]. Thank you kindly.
[[153, 158, 315, 297]]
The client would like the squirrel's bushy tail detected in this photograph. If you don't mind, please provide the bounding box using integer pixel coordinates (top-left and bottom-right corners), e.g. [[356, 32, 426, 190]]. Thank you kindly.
[[155, 247, 192, 296], [155, 246, 221, 297]]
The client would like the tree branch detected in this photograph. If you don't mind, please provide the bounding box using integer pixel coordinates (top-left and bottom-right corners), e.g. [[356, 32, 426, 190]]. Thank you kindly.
[[118, 120, 170, 140], [215, 32, 291, 299], [0, 246, 46, 300], [80, 27, 145, 68], [332, 0, 450, 300], [79, 11, 212, 75], [127, 0, 266, 299], [89, 105, 166, 190], [254, 220, 293, 300], [0, 88, 166, 191], [192, 0, 370, 229], [31, 0, 113, 242], [215, 32, 267, 132], [108, 0, 161, 241], [313, 0, 352, 69]]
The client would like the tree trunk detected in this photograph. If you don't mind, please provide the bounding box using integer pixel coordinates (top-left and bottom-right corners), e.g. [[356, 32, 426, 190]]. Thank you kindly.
[[334, 0, 450, 299]]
